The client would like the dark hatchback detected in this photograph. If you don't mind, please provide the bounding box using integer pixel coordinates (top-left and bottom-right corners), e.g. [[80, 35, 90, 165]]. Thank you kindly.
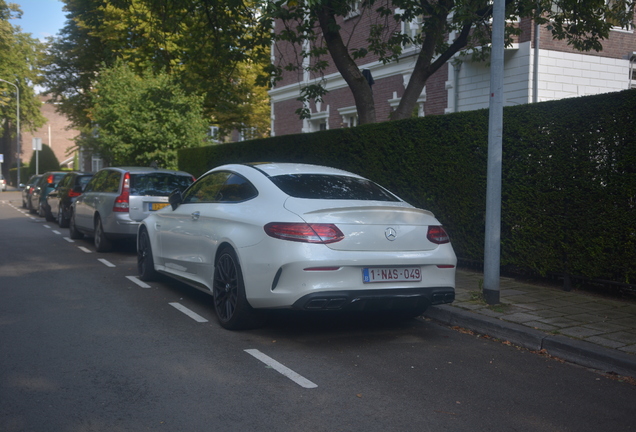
[[30, 171, 70, 220], [22, 174, 42, 210], [46, 172, 94, 227]]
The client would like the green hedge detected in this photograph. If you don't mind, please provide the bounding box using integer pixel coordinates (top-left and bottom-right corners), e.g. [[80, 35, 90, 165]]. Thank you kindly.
[[179, 89, 636, 286]]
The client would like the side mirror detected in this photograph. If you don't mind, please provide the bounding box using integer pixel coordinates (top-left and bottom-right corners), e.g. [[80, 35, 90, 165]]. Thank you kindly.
[[169, 189, 183, 210], [19, 183, 25, 189]]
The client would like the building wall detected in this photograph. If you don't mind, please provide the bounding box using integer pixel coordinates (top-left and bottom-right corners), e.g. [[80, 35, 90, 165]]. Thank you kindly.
[[20, 96, 79, 170], [271, 12, 636, 137]]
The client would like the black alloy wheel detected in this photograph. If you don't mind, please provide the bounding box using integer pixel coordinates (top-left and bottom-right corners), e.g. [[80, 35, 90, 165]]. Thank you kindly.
[[58, 206, 69, 228], [212, 248, 264, 330], [137, 229, 157, 281], [94, 216, 113, 252], [69, 210, 84, 239]]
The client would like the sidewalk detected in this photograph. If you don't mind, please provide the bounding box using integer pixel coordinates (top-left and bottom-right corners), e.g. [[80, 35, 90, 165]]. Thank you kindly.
[[425, 269, 636, 379]]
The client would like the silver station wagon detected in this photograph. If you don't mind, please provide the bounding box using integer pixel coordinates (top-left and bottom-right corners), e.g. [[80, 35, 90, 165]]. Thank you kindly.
[[70, 166, 194, 252]]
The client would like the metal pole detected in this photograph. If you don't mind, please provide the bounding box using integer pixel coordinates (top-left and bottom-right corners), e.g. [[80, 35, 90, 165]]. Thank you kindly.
[[533, 5, 540, 103], [0, 78, 20, 187], [484, 0, 505, 304]]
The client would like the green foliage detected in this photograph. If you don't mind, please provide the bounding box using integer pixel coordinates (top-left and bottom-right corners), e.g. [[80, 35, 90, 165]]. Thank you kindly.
[[28, 144, 61, 175], [81, 61, 208, 170], [0, 1, 47, 175], [44, 0, 271, 138], [178, 89, 636, 287]]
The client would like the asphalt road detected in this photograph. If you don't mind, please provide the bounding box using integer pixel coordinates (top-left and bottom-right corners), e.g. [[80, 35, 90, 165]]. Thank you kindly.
[[1, 195, 635, 432]]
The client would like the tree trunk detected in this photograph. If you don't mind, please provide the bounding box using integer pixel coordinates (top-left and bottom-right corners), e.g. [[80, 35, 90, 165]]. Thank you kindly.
[[316, 5, 376, 124]]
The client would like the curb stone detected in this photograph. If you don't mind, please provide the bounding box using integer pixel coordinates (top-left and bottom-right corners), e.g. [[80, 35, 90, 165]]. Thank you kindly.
[[424, 304, 636, 379]]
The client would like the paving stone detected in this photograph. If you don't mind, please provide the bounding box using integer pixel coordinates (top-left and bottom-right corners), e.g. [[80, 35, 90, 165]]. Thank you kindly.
[[613, 316, 636, 327], [502, 294, 544, 303], [558, 326, 606, 338], [532, 309, 567, 318], [568, 314, 610, 324], [524, 321, 559, 332], [549, 306, 595, 315], [572, 302, 621, 313], [584, 336, 627, 349], [582, 321, 629, 333], [619, 344, 636, 354], [536, 316, 584, 328], [501, 312, 541, 324], [603, 331, 636, 345], [499, 289, 528, 297], [513, 302, 553, 312], [535, 299, 577, 308]]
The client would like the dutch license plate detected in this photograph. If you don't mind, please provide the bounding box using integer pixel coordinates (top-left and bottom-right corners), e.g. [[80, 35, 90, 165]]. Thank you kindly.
[[150, 202, 170, 211], [363, 267, 422, 283]]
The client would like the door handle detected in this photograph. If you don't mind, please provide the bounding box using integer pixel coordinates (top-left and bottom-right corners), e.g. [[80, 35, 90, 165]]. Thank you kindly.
[[191, 211, 200, 221]]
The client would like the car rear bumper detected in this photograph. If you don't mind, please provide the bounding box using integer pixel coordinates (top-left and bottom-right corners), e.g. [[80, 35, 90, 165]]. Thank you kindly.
[[291, 287, 455, 312]]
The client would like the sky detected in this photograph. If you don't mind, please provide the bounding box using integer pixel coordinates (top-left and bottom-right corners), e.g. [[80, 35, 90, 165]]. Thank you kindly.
[[11, 0, 67, 41]]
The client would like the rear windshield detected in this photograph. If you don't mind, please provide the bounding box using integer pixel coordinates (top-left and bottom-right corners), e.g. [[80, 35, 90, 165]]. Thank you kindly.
[[270, 174, 400, 201], [130, 173, 193, 196]]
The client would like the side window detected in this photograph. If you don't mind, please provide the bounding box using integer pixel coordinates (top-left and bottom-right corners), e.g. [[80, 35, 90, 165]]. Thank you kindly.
[[182, 172, 231, 204], [84, 171, 108, 192], [217, 173, 258, 202], [103, 171, 122, 193]]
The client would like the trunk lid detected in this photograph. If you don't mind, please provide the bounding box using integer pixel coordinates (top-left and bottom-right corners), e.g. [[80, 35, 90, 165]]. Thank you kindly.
[[283, 198, 442, 252]]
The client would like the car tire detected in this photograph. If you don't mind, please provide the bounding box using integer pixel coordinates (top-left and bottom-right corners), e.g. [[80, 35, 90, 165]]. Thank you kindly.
[[58, 206, 69, 228], [44, 205, 55, 222], [213, 247, 264, 330], [94, 216, 113, 252], [137, 228, 157, 281], [69, 210, 84, 240]]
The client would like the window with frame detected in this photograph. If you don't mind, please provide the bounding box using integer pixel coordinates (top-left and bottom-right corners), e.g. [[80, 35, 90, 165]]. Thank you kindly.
[[182, 172, 257, 204], [395, 8, 423, 48]]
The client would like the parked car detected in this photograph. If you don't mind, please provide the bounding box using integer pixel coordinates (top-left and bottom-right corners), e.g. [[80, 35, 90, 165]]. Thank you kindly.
[[29, 171, 68, 220], [71, 166, 195, 252], [46, 172, 94, 228], [0, 174, 6, 191], [137, 163, 457, 330], [22, 174, 42, 209]]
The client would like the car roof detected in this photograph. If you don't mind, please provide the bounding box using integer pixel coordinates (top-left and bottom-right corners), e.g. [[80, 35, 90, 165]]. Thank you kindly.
[[239, 162, 363, 178], [100, 166, 192, 176]]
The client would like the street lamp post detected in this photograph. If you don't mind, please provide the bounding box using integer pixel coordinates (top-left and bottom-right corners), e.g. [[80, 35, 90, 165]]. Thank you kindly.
[[0, 78, 20, 188]]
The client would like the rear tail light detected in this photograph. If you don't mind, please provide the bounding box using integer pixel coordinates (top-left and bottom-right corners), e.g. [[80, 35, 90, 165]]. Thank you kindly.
[[427, 226, 450, 244], [113, 172, 130, 212], [264, 222, 344, 244], [68, 189, 81, 198]]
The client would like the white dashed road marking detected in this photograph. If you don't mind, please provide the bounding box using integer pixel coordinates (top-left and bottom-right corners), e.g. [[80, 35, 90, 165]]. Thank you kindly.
[[63, 237, 75, 243], [98, 258, 116, 268], [126, 275, 151, 288], [169, 302, 209, 323], [245, 349, 318, 389], [78, 246, 92, 253], [52, 230, 61, 235]]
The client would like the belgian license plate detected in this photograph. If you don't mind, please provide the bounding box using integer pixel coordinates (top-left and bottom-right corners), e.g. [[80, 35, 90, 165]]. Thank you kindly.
[[150, 202, 170, 211], [363, 267, 422, 283]]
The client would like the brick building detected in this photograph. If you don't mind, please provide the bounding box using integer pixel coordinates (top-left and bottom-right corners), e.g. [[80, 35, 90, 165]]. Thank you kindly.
[[269, 10, 636, 136], [20, 95, 80, 171]]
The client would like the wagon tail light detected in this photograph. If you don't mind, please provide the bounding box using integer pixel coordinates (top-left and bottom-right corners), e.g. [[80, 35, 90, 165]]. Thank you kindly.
[[427, 226, 450, 244], [264, 222, 344, 244], [68, 189, 81, 198], [113, 172, 130, 212]]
